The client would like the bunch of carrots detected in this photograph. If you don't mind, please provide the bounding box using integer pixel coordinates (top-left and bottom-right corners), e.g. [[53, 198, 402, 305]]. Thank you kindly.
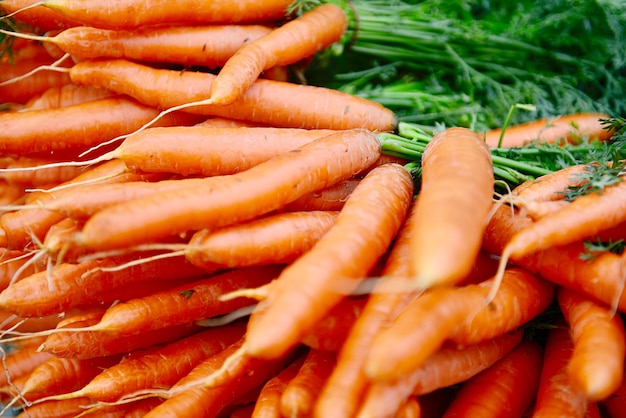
[[0, 0, 625, 417]]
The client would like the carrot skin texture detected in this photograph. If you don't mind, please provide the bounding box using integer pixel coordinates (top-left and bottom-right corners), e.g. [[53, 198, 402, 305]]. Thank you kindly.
[[23, 84, 114, 110], [0, 345, 53, 387], [355, 330, 524, 418], [408, 127, 494, 288], [0, 0, 81, 31], [210, 3, 347, 105], [532, 321, 588, 418], [557, 286, 626, 401], [282, 178, 361, 212], [76, 129, 382, 251], [41, 0, 293, 29], [482, 112, 612, 147], [16, 397, 93, 418], [253, 356, 306, 418], [244, 163, 414, 359], [185, 211, 338, 269], [441, 339, 543, 417], [68, 59, 397, 131]]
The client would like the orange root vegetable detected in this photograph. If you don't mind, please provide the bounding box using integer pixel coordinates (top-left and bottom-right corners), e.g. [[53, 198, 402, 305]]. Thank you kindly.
[[557, 286, 626, 401], [39, 0, 294, 29], [441, 339, 543, 417], [15, 396, 93, 418], [0, 0, 81, 31], [279, 349, 336, 418], [355, 330, 524, 418], [0, 155, 89, 188], [210, 3, 347, 105], [253, 355, 306, 418], [185, 211, 338, 269], [408, 127, 494, 288], [511, 163, 590, 202], [0, 344, 53, 388], [0, 248, 40, 291], [68, 59, 398, 131], [23, 84, 114, 110], [75, 129, 383, 251], [482, 112, 613, 148], [365, 267, 554, 381], [244, 163, 414, 359], [281, 178, 361, 212], [532, 321, 588, 418]]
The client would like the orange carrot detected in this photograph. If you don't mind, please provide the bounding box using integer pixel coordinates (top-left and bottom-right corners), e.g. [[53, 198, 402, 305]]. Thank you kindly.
[[532, 320, 588, 418], [185, 211, 338, 269], [483, 112, 613, 148], [0, 248, 40, 291], [209, 3, 347, 105], [511, 163, 590, 202], [355, 330, 524, 418], [23, 84, 113, 110], [0, 0, 81, 31], [40, 0, 294, 29], [0, 344, 53, 388], [75, 129, 383, 251], [0, 155, 89, 188], [441, 339, 543, 417], [86, 265, 283, 336], [601, 364, 626, 418], [408, 127, 494, 288], [282, 178, 361, 212], [252, 355, 306, 418], [16, 396, 92, 418], [244, 163, 414, 359], [279, 349, 336, 418], [68, 59, 398, 131], [3, 24, 274, 68], [557, 286, 626, 401]]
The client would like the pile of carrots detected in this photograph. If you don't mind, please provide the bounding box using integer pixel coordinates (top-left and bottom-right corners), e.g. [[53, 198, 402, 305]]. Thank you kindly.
[[0, 0, 625, 417]]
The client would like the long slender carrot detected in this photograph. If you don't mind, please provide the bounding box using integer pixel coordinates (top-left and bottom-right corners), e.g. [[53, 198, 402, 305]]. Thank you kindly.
[[0, 0, 81, 31], [185, 211, 338, 269], [67, 59, 398, 131], [279, 349, 336, 418], [557, 286, 626, 401], [408, 127, 494, 288], [40, 0, 294, 29], [209, 3, 347, 105], [86, 265, 283, 336], [441, 339, 543, 417], [355, 330, 524, 418], [482, 112, 613, 148], [252, 355, 306, 418], [244, 163, 414, 360], [1, 24, 274, 68], [74, 129, 383, 251], [532, 320, 588, 418]]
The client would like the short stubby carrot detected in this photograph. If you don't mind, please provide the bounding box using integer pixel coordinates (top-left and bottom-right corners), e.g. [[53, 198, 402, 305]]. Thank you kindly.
[[244, 163, 414, 359], [75, 129, 383, 251], [482, 112, 613, 148], [40, 0, 294, 29], [408, 127, 494, 288], [68, 59, 398, 131], [209, 3, 347, 105]]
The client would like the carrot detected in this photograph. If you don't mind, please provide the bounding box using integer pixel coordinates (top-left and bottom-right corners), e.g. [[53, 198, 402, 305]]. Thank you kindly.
[[364, 267, 554, 382], [355, 330, 524, 418], [84, 265, 283, 336], [141, 338, 295, 418], [513, 198, 571, 221], [252, 355, 306, 418], [0, 155, 89, 188], [0, 252, 206, 317], [0, 0, 81, 31], [279, 349, 336, 418], [441, 339, 543, 417], [511, 163, 590, 202], [2, 24, 274, 68], [243, 163, 414, 360], [46, 322, 246, 403], [0, 180, 25, 206], [0, 248, 40, 291], [557, 286, 626, 401], [23, 84, 113, 110], [39, 0, 294, 29], [0, 95, 203, 154], [482, 112, 613, 148], [209, 3, 347, 105], [282, 178, 361, 212], [532, 320, 588, 418], [483, 203, 626, 312], [67, 59, 398, 131], [185, 211, 338, 269], [0, 344, 53, 389], [408, 127, 494, 288], [74, 129, 383, 252]]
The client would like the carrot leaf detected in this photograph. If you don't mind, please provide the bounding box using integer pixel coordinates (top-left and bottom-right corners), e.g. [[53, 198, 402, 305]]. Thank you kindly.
[[580, 238, 626, 261], [562, 160, 625, 201]]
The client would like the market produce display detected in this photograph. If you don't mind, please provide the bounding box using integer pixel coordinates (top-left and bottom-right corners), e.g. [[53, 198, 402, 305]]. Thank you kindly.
[[0, 0, 625, 417]]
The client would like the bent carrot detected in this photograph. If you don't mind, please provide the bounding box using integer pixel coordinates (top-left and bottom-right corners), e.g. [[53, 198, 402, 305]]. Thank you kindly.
[[483, 112, 613, 148], [185, 211, 338, 269], [557, 286, 626, 401], [75, 129, 383, 251], [210, 3, 347, 105], [408, 127, 493, 288], [244, 163, 414, 359], [68, 59, 398, 131], [40, 0, 293, 29], [441, 339, 543, 417]]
